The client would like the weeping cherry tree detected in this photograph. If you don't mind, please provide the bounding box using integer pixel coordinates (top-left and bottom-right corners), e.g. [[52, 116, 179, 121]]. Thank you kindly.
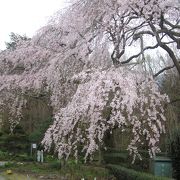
[[0, 0, 177, 162]]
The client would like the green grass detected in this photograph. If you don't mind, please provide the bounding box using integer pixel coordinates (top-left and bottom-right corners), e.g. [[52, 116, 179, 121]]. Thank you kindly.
[[0, 160, 114, 180], [1, 172, 37, 180]]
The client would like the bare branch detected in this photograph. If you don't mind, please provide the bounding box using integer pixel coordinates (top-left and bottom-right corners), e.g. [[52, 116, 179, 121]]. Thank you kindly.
[[164, 19, 180, 29], [149, 22, 180, 75], [153, 65, 175, 78], [120, 44, 158, 64]]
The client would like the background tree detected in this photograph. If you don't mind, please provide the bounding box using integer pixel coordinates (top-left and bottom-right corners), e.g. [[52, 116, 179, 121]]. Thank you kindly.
[[5, 32, 31, 50]]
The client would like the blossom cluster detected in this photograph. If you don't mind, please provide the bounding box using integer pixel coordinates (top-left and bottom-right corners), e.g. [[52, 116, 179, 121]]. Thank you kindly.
[[42, 67, 169, 161]]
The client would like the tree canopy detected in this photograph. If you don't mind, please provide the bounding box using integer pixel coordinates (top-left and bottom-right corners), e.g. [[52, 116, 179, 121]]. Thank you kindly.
[[0, 0, 178, 162]]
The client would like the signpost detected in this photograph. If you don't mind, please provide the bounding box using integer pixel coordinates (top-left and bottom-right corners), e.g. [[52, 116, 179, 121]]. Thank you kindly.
[[30, 143, 37, 161]]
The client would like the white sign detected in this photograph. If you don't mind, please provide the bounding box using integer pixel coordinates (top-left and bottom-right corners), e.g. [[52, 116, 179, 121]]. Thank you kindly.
[[32, 143, 37, 149]]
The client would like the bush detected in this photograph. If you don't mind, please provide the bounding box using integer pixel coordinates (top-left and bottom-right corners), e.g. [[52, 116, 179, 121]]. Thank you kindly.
[[13, 154, 34, 162], [107, 164, 171, 180], [0, 125, 29, 154], [103, 150, 150, 171], [4, 161, 16, 168], [104, 152, 128, 164], [0, 150, 9, 160], [48, 161, 61, 170], [45, 155, 57, 162]]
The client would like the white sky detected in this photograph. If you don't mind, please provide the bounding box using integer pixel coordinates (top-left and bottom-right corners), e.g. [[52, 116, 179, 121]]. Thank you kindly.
[[0, 0, 66, 50]]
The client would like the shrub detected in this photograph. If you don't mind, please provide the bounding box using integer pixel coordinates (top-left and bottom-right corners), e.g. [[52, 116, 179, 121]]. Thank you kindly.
[[45, 155, 57, 162], [103, 150, 150, 171], [107, 164, 171, 180], [48, 161, 61, 170], [103, 152, 128, 164], [13, 154, 34, 162], [4, 161, 15, 168], [0, 125, 29, 154], [0, 150, 9, 160]]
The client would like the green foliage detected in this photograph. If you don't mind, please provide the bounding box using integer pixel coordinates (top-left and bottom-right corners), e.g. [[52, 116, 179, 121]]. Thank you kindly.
[[0, 160, 113, 180], [0, 152, 33, 162], [45, 155, 57, 162], [168, 128, 180, 179], [13, 154, 34, 162], [28, 118, 52, 143], [0, 150, 9, 160], [0, 125, 29, 154], [48, 161, 61, 170], [4, 161, 16, 168], [104, 152, 128, 164], [161, 74, 180, 136], [107, 164, 171, 180], [103, 148, 150, 171], [66, 159, 82, 170], [45, 157, 111, 179]]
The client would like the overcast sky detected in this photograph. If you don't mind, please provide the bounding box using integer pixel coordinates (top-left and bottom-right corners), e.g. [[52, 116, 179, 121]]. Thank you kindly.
[[0, 0, 66, 50]]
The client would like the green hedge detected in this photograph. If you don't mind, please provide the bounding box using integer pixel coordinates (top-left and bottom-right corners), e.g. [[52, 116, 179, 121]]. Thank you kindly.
[[103, 152, 150, 171], [103, 149, 168, 171], [107, 164, 172, 180], [104, 152, 128, 164]]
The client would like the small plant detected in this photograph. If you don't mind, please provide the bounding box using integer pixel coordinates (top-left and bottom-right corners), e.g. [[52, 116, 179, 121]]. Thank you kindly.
[[49, 161, 61, 170], [0, 125, 29, 154], [45, 155, 57, 162], [4, 162, 15, 168], [0, 150, 9, 160], [13, 154, 34, 162]]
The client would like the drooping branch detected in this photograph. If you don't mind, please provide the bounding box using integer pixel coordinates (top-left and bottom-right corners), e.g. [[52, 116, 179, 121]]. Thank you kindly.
[[120, 44, 158, 64]]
